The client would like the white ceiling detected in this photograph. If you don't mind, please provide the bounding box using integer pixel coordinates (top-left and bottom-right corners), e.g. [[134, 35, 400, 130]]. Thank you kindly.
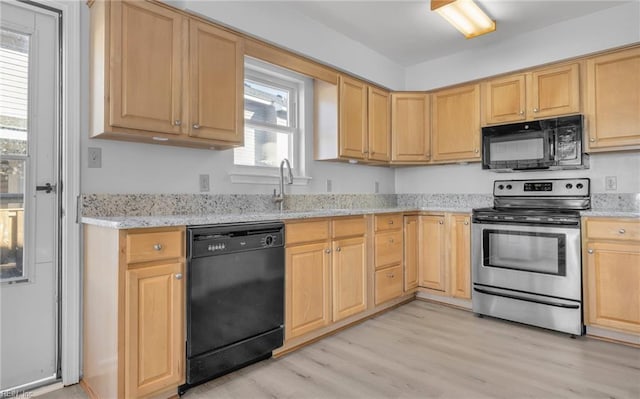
[[285, 1, 631, 67]]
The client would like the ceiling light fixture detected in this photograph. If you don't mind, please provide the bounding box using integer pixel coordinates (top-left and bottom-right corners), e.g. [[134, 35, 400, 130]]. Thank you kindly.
[[431, 0, 495, 39]]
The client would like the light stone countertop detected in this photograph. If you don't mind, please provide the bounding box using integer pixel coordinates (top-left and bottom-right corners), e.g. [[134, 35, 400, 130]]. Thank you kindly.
[[80, 207, 476, 229], [580, 210, 640, 218]]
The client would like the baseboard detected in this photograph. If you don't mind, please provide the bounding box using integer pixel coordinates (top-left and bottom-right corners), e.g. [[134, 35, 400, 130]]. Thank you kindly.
[[586, 325, 640, 347], [416, 291, 472, 310]]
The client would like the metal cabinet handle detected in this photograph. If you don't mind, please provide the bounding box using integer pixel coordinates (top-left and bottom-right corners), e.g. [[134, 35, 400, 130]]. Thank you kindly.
[[533, 108, 539, 113], [192, 124, 200, 129], [590, 138, 595, 142], [388, 220, 394, 224], [336, 247, 341, 252], [474, 148, 479, 154], [174, 120, 182, 126], [619, 229, 626, 234], [387, 273, 395, 278], [175, 273, 183, 280], [389, 238, 394, 243], [519, 110, 525, 115], [587, 249, 594, 254], [464, 220, 469, 225], [439, 220, 444, 225], [153, 244, 163, 251], [325, 249, 331, 254]]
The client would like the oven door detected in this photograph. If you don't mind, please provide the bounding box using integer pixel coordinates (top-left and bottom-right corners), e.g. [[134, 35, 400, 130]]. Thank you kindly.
[[472, 222, 581, 301]]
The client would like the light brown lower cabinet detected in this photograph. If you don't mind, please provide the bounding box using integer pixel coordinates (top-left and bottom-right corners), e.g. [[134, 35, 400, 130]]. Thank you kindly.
[[373, 214, 405, 305], [284, 217, 367, 341], [583, 217, 640, 337], [413, 213, 471, 300], [82, 226, 185, 399]]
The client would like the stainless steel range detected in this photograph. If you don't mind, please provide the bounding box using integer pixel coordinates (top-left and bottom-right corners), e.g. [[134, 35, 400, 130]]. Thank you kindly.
[[472, 178, 590, 336]]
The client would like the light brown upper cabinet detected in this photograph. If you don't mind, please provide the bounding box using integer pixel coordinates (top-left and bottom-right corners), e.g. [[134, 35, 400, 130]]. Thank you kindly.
[[89, 0, 244, 149], [431, 84, 481, 162], [315, 76, 390, 163], [585, 47, 640, 152], [482, 63, 580, 125], [391, 93, 430, 163]]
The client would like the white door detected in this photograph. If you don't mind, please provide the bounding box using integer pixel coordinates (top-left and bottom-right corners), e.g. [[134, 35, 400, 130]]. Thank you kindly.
[[0, 1, 60, 392]]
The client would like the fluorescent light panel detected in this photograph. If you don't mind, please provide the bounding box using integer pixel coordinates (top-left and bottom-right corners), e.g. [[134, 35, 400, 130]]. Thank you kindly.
[[432, 0, 495, 39]]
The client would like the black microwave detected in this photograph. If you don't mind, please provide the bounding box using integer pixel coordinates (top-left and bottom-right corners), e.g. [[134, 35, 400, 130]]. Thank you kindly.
[[481, 115, 588, 172]]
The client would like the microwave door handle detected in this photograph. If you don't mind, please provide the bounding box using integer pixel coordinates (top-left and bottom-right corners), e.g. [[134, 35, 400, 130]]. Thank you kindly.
[[549, 133, 556, 160]]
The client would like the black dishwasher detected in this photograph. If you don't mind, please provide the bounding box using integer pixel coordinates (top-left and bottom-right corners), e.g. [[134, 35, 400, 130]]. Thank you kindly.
[[182, 221, 284, 394]]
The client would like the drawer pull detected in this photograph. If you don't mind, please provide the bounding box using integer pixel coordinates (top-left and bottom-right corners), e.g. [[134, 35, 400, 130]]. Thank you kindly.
[[175, 273, 183, 280], [439, 220, 444, 225], [325, 249, 331, 254], [587, 249, 594, 254], [389, 238, 394, 243], [619, 228, 626, 234], [336, 247, 341, 252], [388, 220, 394, 225], [387, 273, 395, 278], [153, 244, 163, 251]]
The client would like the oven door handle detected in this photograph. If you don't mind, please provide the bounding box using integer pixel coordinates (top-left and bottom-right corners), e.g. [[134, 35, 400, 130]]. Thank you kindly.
[[473, 287, 580, 309]]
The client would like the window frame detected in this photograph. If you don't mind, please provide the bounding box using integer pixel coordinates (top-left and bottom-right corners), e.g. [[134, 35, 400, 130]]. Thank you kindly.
[[230, 57, 311, 185]]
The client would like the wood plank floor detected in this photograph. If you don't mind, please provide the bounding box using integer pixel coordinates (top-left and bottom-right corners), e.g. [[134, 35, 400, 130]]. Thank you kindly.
[[40, 301, 640, 398]]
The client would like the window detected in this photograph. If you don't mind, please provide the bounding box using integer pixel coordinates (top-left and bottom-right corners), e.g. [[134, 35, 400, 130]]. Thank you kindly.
[[232, 59, 309, 183]]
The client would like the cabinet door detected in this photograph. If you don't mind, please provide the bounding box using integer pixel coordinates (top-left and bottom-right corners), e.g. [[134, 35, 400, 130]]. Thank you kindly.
[[585, 242, 640, 334], [482, 74, 526, 125], [586, 47, 640, 151], [431, 84, 480, 162], [375, 265, 403, 305], [449, 214, 471, 299], [403, 216, 419, 292], [332, 237, 367, 322], [339, 75, 368, 159], [368, 87, 391, 161], [125, 262, 184, 398], [189, 20, 244, 143], [530, 63, 580, 119], [110, 1, 185, 134], [285, 242, 331, 340], [391, 93, 430, 162], [419, 215, 447, 293]]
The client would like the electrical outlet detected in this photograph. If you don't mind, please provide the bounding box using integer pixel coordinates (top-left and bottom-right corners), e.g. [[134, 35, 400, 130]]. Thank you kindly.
[[375, 181, 380, 194], [326, 179, 332, 193], [199, 174, 210, 192], [605, 176, 617, 191], [88, 147, 102, 168]]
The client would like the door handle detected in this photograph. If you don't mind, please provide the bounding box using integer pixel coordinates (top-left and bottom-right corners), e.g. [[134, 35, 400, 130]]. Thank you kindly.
[[36, 183, 56, 194]]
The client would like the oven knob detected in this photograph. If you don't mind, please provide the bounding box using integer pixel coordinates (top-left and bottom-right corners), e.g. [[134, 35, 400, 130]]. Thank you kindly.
[[576, 183, 583, 189], [506, 184, 512, 190], [498, 184, 504, 190], [566, 183, 573, 189]]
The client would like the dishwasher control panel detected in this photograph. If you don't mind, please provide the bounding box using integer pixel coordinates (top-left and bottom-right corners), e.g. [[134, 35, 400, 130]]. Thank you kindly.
[[189, 221, 284, 258]]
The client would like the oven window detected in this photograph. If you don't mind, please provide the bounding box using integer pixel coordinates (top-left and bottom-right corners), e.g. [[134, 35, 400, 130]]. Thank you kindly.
[[483, 230, 566, 276]]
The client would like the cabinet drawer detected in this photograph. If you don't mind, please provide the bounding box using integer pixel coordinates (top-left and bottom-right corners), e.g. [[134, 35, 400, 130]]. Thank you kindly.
[[585, 218, 640, 241], [286, 220, 330, 245], [126, 229, 184, 264], [375, 265, 403, 305], [374, 230, 403, 268], [374, 214, 402, 232], [332, 217, 367, 239]]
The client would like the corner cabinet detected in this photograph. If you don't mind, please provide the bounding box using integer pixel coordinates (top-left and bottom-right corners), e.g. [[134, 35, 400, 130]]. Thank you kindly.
[[82, 225, 185, 399], [585, 47, 640, 152], [583, 217, 640, 342], [481, 63, 580, 125], [89, 0, 244, 149], [391, 93, 430, 163], [431, 84, 481, 163]]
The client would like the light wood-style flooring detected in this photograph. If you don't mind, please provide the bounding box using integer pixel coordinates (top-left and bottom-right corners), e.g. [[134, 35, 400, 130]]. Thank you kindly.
[[40, 301, 640, 398]]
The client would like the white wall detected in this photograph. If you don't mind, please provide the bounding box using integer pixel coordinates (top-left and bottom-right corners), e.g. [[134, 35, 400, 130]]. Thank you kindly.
[[180, 1, 406, 90], [405, 2, 640, 90], [395, 152, 640, 194]]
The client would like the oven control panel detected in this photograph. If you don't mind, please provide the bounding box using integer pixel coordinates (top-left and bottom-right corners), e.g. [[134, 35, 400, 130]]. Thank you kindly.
[[494, 178, 589, 197]]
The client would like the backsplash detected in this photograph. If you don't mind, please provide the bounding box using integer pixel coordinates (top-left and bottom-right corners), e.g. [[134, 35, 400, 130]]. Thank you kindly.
[[81, 192, 640, 217]]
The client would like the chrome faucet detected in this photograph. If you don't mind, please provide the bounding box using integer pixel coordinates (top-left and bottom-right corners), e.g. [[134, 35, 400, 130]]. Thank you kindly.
[[273, 158, 293, 211]]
